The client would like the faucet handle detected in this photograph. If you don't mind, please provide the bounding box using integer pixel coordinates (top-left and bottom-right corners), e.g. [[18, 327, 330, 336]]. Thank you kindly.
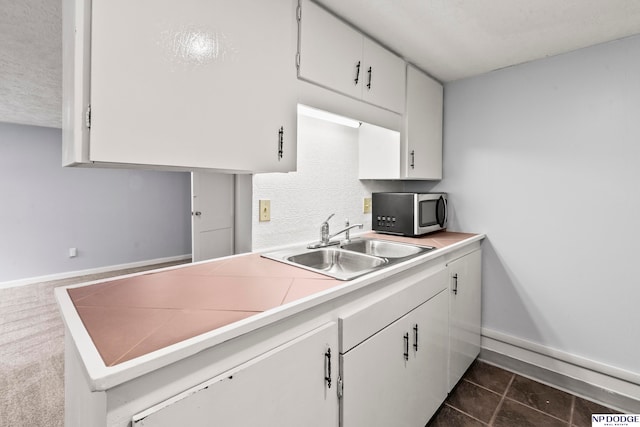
[[323, 213, 335, 224]]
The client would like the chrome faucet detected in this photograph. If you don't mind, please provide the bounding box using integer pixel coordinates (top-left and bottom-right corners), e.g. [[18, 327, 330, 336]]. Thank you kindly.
[[308, 214, 363, 249]]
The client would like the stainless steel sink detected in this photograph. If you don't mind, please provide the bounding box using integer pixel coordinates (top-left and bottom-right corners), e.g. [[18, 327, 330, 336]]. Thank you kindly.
[[287, 248, 387, 279], [261, 238, 434, 281], [339, 238, 434, 259]]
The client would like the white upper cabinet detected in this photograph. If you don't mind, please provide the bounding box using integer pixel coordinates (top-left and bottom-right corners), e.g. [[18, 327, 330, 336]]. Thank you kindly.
[[361, 38, 406, 114], [402, 65, 443, 179], [63, 0, 298, 173], [358, 123, 401, 180], [296, 0, 362, 100], [357, 64, 443, 180], [297, 0, 406, 114]]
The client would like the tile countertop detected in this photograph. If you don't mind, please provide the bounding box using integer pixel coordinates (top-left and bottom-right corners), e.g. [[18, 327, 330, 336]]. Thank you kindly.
[[58, 230, 482, 390]]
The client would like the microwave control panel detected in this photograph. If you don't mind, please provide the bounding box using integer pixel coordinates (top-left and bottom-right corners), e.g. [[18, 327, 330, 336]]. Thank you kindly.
[[375, 215, 397, 229], [371, 192, 415, 235]]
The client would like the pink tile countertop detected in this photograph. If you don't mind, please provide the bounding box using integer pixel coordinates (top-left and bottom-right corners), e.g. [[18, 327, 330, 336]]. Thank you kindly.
[[68, 231, 477, 367]]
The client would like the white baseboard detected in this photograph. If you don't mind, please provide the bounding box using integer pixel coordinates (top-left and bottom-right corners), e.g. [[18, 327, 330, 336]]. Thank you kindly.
[[0, 254, 192, 290], [481, 327, 640, 413]]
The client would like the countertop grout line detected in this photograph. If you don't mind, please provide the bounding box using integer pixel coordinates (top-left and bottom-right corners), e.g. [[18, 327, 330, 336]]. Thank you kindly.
[[279, 279, 296, 306], [109, 310, 182, 367]]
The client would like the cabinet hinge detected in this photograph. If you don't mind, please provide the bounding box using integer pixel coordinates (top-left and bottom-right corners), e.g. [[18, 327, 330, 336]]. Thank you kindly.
[[337, 376, 343, 399], [295, 52, 301, 69], [85, 104, 91, 129], [296, 3, 302, 21]]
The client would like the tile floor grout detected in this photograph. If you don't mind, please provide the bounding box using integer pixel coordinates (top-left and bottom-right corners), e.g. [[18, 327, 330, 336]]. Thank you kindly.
[[428, 359, 623, 427], [442, 403, 488, 425], [569, 395, 576, 426], [487, 372, 515, 426]]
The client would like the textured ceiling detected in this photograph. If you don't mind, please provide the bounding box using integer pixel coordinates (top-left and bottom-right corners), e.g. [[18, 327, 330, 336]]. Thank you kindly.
[[0, 0, 61, 128], [2, 1, 640, 129], [315, 0, 640, 82]]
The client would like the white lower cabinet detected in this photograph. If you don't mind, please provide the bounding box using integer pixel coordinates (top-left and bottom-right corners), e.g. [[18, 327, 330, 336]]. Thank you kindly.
[[132, 322, 339, 427], [339, 268, 449, 427], [448, 249, 482, 391], [63, 241, 483, 427]]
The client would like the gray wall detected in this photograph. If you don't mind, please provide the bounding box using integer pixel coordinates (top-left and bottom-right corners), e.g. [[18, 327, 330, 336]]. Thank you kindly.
[[422, 34, 640, 375], [0, 122, 192, 282]]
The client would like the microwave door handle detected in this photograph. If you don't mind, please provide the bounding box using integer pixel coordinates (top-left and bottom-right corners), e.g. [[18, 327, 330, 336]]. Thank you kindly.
[[437, 196, 447, 228], [443, 197, 448, 227]]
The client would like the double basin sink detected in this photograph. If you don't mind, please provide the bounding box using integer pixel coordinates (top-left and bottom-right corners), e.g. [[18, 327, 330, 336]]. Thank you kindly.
[[262, 238, 435, 281]]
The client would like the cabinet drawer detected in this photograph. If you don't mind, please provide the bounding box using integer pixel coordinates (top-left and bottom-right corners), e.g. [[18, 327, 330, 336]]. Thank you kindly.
[[339, 266, 448, 352]]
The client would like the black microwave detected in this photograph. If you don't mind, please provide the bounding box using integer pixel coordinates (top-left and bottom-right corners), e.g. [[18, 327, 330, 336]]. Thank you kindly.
[[372, 192, 448, 236]]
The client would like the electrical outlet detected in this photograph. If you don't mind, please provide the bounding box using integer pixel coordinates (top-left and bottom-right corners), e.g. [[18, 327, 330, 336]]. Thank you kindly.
[[363, 197, 372, 214], [259, 200, 271, 222]]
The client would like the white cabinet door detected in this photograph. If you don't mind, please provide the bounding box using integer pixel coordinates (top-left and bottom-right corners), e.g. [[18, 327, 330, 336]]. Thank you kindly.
[[298, 0, 362, 100], [407, 289, 449, 426], [89, 0, 297, 172], [297, 0, 405, 113], [403, 64, 443, 179], [448, 249, 482, 391], [357, 64, 441, 180], [132, 323, 339, 427], [340, 311, 413, 427], [340, 271, 449, 427], [361, 37, 406, 114]]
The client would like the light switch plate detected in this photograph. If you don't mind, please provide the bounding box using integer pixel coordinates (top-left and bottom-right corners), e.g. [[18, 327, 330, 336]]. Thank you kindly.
[[363, 197, 372, 214], [259, 200, 271, 222]]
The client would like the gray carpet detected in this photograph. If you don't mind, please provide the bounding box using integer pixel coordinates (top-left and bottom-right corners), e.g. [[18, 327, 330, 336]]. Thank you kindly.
[[0, 260, 189, 427]]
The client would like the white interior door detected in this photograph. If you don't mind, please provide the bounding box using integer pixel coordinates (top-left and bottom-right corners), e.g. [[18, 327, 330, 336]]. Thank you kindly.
[[191, 172, 235, 262]]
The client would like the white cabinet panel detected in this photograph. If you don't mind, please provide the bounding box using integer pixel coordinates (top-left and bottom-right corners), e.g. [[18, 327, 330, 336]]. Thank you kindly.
[[297, 0, 362, 100], [73, 0, 297, 172], [357, 64, 442, 180], [340, 311, 412, 427], [409, 290, 449, 425], [403, 65, 443, 179], [133, 322, 339, 427], [448, 249, 482, 391], [361, 38, 407, 115], [340, 268, 449, 427], [358, 123, 401, 179], [297, 0, 405, 113]]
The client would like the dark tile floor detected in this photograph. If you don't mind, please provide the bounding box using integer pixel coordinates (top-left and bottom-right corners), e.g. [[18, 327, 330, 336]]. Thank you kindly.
[[427, 360, 620, 427]]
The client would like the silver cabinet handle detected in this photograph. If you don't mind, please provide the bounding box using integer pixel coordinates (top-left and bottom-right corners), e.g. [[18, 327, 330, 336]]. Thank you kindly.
[[278, 126, 284, 160], [403, 333, 409, 361], [324, 348, 332, 389]]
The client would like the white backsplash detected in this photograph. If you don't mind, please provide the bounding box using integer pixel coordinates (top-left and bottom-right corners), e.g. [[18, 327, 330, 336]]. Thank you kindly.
[[252, 114, 401, 251]]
